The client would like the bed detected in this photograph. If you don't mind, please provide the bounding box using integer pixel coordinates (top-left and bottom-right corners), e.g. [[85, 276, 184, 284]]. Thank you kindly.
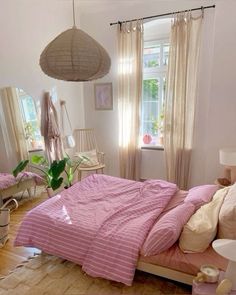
[[14, 174, 228, 286], [0, 172, 42, 206]]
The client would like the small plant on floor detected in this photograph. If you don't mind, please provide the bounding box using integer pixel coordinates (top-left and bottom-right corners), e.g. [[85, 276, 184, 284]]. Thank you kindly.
[[31, 154, 88, 190], [63, 154, 88, 188], [31, 155, 65, 191]]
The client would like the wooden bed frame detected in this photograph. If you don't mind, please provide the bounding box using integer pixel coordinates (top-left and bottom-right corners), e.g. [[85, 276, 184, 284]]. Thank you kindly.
[[38, 251, 194, 285], [0, 178, 36, 206], [136, 260, 194, 285]]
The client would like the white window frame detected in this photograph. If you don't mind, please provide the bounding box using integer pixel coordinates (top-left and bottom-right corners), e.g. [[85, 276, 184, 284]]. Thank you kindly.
[[141, 38, 169, 148], [17, 88, 44, 151]]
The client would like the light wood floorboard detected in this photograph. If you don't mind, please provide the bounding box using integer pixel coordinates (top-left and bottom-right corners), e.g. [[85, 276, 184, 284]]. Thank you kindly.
[[0, 191, 47, 276]]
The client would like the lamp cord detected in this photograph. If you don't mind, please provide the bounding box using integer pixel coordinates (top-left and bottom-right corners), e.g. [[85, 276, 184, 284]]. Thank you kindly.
[[72, 0, 76, 27]]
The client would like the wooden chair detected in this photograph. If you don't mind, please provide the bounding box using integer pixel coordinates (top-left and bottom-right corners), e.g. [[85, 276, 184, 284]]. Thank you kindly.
[[73, 129, 105, 180]]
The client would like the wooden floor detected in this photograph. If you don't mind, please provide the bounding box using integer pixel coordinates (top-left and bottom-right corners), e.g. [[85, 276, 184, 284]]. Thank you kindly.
[[0, 190, 47, 276]]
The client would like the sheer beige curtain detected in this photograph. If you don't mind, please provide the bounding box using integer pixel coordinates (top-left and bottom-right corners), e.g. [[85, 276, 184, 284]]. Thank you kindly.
[[164, 12, 203, 189], [118, 20, 143, 180], [0, 87, 28, 161]]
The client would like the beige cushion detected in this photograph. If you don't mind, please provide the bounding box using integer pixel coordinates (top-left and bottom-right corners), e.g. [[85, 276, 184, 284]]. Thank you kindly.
[[75, 149, 99, 168], [179, 187, 229, 253], [218, 183, 236, 239]]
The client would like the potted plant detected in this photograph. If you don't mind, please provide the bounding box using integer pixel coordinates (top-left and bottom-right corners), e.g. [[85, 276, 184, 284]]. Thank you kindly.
[[13, 154, 88, 197], [30, 155, 65, 196], [63, 154, 88, 188], [31, 154, 88, 193], [24, 122, 38, 149], [151, 112, 164, 146]]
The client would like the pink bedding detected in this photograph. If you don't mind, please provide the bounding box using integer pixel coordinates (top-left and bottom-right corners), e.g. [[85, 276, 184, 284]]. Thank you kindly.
[[141, 184, 218, 256], [0, 172, 43, 190], [15, 174, 178, 285], [140, 244, 228, 275]]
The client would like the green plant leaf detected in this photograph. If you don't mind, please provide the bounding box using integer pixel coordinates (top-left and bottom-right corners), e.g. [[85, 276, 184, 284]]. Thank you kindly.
[[51, 177, 63, 190], [31, 154, 46, 165], [12, 160, 29, 177], [68, 167, 73, 185], [49, 159, 66, 179]]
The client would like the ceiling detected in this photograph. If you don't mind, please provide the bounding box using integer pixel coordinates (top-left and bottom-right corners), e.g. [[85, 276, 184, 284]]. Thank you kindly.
[[58, 0, 216, 16]]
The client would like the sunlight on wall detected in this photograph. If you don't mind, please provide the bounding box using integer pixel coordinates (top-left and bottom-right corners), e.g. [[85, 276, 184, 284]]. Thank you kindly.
[[118, 58, 134, 75], [118, 101, 132, 147]]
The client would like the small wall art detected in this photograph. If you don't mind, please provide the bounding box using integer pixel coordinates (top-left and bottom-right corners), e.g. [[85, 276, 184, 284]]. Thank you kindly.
[[94, 82, 113, 110]]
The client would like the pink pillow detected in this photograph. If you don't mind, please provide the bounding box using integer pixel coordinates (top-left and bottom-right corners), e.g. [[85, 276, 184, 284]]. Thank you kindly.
[[141, 185, 218, 256], [185, 185, 218, 209], [162, 189, 187, 213], [155, 189, 188, 222], [141, 202, 195, 256]]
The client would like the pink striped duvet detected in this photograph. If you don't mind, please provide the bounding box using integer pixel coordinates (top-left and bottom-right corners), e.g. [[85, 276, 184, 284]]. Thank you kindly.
[[15, 174, 178, 285]]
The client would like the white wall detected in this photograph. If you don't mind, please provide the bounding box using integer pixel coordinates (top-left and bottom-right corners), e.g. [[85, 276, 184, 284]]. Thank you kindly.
[[202, 0, 236, 184], [1, 0, 235, 186], [80, 0, 229, 185], [0, 0, 85, 171]]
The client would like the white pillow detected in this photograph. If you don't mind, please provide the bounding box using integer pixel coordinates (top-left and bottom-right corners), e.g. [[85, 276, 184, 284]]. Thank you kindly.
[[179, 187, 229, 253], [76, 149, 99, 168], [218, 183, 236, 239]]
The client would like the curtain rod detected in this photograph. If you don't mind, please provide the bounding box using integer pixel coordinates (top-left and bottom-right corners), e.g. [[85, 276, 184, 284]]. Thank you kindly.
[[110, 5, 215, 26]]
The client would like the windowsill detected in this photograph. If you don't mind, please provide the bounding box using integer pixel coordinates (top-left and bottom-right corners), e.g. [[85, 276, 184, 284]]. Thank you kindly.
[[28, 148, 44, 153], [141, 145, 164, 151]]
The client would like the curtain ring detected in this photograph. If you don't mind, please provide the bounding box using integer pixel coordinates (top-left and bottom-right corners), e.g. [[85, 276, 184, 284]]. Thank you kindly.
[[127, 21, 131, 33], [187, 9, 191, 21], [118, 21, 122, 32], [140, 18, 144, 33], [201, 6, 204, 18], [124, 21, 128, 33], [136, 18, 142, 32]]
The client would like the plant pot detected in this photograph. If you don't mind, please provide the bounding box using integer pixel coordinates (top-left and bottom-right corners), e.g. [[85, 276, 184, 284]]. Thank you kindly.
[[46, 187, 54, 198]]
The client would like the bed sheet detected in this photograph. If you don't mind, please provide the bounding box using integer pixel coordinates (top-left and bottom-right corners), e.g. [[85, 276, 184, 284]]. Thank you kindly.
[[139, 243, 228, 275]]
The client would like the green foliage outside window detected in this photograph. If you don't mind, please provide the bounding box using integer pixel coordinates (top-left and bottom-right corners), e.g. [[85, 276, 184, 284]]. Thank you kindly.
[[24, 122, 37, 141], [147, 60, 159, 67], [143, 79, 159, 101]]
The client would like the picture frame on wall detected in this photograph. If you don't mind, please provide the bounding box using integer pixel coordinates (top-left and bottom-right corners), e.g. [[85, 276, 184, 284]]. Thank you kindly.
[[94, 82, 113, 110]]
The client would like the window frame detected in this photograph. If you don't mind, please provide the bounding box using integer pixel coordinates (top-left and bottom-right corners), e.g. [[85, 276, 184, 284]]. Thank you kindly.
[[17, 88, 44, 152], [141, 38, 169, 149]]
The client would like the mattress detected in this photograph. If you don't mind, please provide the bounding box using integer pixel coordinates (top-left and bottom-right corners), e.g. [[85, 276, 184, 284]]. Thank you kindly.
[[139, 243, 228, 275]]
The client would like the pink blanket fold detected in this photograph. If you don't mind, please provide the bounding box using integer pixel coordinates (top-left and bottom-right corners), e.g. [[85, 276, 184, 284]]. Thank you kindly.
[[15, 174, 178, 285]]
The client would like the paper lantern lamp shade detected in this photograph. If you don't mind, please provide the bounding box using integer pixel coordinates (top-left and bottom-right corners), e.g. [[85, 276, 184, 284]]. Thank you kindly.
[[39, 27, 111, 81]]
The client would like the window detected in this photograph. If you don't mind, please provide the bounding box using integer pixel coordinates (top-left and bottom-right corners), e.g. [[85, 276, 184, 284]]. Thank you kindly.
[[17, 88, 44, 151], [141, 40, 169, 147]]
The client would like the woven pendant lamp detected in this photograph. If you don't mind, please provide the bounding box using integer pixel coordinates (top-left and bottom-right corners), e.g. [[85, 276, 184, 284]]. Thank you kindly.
[[39, 1, 111, 82]]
